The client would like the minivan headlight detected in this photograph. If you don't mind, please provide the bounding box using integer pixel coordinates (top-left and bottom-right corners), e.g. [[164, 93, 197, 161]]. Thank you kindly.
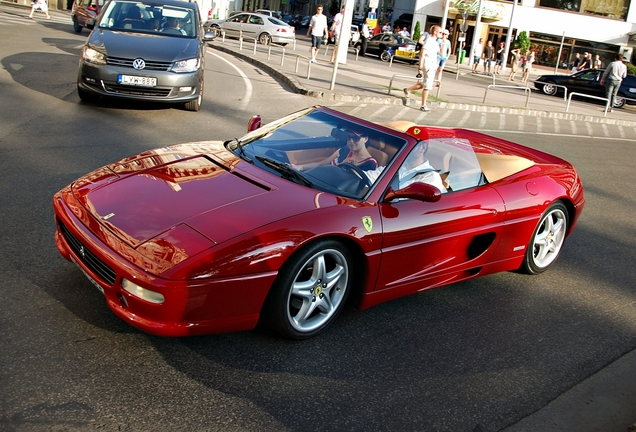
[[171, 58, 200, 73], [82, 47, 107, 65]]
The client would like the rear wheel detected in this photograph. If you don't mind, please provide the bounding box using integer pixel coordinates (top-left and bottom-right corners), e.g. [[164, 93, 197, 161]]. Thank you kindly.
[[519, 202, 569, 275], [541, 81, 558, 96], [72, 16, 82, 34], [380, 51, 392, 62], [258, 33, 272, 45], [264, 240, 353, 339]]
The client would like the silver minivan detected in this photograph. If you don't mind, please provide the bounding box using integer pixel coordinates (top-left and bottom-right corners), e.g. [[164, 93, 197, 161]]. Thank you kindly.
[[77, 0, 215, 111]]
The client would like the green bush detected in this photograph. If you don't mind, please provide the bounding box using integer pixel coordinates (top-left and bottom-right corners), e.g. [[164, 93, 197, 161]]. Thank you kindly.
[[513, 31, 531, 54], [627, 62, 636, 76], [413, 21, 421, 41]]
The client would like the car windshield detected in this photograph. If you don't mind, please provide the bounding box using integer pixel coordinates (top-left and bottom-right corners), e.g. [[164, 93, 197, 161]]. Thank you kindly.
[[227, 108, 408, 199], [98, 0, 198, 37]]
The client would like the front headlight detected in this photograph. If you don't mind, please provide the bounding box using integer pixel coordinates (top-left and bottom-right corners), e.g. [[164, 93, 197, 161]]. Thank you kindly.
[[121, 279, 165, 304], [82, 46, 107, 65], [171, 58, 200, 73]]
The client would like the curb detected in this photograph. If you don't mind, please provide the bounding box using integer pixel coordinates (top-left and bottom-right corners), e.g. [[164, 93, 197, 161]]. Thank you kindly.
[[209, 42, 636, 127]]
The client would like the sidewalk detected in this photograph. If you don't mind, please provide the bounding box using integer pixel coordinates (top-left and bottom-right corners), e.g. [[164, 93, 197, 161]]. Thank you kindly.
[[209, 36, 636, 127], [209, 36, 636, 432]]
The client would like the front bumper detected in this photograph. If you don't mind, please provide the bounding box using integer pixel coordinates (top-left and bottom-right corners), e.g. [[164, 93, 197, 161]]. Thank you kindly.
[[53, 190, 275, 336], [78, 61, 202, 103]]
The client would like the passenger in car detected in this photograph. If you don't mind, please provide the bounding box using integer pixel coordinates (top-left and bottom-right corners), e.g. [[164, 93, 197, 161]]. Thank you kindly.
[[364, 141, 447, 193], [161, 17, 187, 35], [293, 129, 378, 172]]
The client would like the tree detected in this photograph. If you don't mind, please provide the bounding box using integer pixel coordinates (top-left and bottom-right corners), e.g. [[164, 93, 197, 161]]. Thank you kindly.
[[513, 31, 531, 54], [413, 21, 421, 41]]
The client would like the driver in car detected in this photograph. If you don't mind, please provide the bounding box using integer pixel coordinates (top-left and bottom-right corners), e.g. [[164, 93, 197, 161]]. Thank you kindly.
[[364, 141, 447, 193], [293, 129, 378, 172]]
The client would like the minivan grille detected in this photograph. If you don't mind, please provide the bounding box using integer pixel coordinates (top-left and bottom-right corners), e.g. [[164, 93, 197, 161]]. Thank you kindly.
[[59, 221, 116, 286], [107, 56, 172, 71], [104, 84, 171, 97]]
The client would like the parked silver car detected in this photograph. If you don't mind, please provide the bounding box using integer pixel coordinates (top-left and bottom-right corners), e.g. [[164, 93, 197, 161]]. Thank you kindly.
[[76, 0, 215, 111], [206, 12, 295, 45]]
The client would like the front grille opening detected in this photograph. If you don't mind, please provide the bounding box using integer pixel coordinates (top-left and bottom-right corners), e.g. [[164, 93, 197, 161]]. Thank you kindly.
[[59, 220, 116, 286]]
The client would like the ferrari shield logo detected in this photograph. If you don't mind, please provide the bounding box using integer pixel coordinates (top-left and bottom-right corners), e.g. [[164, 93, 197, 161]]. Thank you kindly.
[[362, 216, 373, 233]]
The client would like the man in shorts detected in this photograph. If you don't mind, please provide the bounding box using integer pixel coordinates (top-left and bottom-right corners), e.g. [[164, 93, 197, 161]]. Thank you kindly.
[[29, 0, 51, 20], [306, 5, 328, 63], [329, 6, 344, 64], [435, 29, 451, 84], [471, 38, 483, 73], [403, 25, 441, 112]]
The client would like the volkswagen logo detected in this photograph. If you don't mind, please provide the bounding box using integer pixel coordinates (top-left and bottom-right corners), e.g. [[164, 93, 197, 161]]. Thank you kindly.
[[133, 58, 146, 70]]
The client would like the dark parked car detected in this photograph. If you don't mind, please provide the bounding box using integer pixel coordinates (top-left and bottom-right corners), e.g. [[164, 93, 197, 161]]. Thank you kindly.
[[71, 0, 107, 33], [534, 68, 636, 108], [359, 33, 418, 63], [76, 0, 215, 111]]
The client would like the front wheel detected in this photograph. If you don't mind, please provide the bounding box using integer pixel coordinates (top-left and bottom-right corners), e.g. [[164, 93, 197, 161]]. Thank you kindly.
[[77, 87, 99, 103], [519, 202, 569, 274], [264, 240, 353, 339], [613, 94, 626, 108], [541, 81, 558, 96], [380, 51, 392, 62]]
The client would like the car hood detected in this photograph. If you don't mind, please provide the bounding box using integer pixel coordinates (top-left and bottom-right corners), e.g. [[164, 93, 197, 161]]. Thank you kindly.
[[89, 29, 199, 61], [71, 142, 334, 249]]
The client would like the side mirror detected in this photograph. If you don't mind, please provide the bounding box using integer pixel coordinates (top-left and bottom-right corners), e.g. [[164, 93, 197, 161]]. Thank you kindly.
[[202, 31, 216, 41], [247, 114, 261, 132], [384, 182, 442, 203]]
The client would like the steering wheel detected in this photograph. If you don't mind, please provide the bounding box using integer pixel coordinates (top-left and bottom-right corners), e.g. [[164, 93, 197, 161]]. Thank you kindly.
[[339, 162, 372, 195]]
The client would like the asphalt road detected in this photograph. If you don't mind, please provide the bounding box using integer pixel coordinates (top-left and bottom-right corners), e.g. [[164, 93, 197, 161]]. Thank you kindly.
[[1, 5, 636, 431]]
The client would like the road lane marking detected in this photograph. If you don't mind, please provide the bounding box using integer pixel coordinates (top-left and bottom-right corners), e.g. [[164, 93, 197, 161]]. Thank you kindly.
[[499, 114, 505, 130], [618, 126, 625, 139], [456, 111, 470, 127], [554, 118, 560, 134], [570, 120, 577, 135], [436, 109, 452, 125], [478, 113, 487, 129], [536, 116, 542, 133], [517, 115, 524, 131], [601, 123, 609, 137], [585, 122, 593, 136], [208, 50, 252, 111]]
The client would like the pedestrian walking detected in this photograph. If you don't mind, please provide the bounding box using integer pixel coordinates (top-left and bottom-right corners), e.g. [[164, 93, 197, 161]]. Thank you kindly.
[[435, 29, 451, 84], [329, 6, 344, 64], [494, 42, 505, 74], [403, 25, 442, 112], [571, 52, 581, 72], [471, 38, 483, 73], [29, 0, 51, 20], [508, 48, 521, 81], [306, 5, 328, 63], [483, 40, 494, 74], [600, 53, 627, 111]]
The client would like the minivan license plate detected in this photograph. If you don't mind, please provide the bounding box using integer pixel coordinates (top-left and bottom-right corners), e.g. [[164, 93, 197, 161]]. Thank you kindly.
[[118, 75, 157, 87]]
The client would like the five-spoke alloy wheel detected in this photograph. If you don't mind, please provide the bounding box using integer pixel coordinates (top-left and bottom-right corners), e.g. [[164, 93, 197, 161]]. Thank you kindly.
[[265, 240, 352, 339], [520, 202, 569, 274]]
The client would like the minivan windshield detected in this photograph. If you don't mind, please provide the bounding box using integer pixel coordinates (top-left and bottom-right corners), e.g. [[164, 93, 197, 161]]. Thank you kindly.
[[99, 1, 198, 37]]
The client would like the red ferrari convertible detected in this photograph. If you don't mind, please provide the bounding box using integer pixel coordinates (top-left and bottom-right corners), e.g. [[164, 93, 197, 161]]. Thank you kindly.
[[53, 106, 585, 339]]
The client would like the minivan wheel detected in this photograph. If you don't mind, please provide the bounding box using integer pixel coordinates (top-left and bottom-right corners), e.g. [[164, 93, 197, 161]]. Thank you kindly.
[[184, 83, 203, 112], [77, 87, 99, 103]]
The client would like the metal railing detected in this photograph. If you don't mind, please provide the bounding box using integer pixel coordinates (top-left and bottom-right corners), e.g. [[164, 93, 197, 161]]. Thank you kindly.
[[566, 92, 611, 116], [483, 84, 532, 107], [387, 74, 442, 98], [322, 44, 361, 61]]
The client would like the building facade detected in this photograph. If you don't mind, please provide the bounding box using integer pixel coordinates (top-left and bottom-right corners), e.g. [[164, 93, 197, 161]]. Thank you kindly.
[[392, 0, 636, 68]]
